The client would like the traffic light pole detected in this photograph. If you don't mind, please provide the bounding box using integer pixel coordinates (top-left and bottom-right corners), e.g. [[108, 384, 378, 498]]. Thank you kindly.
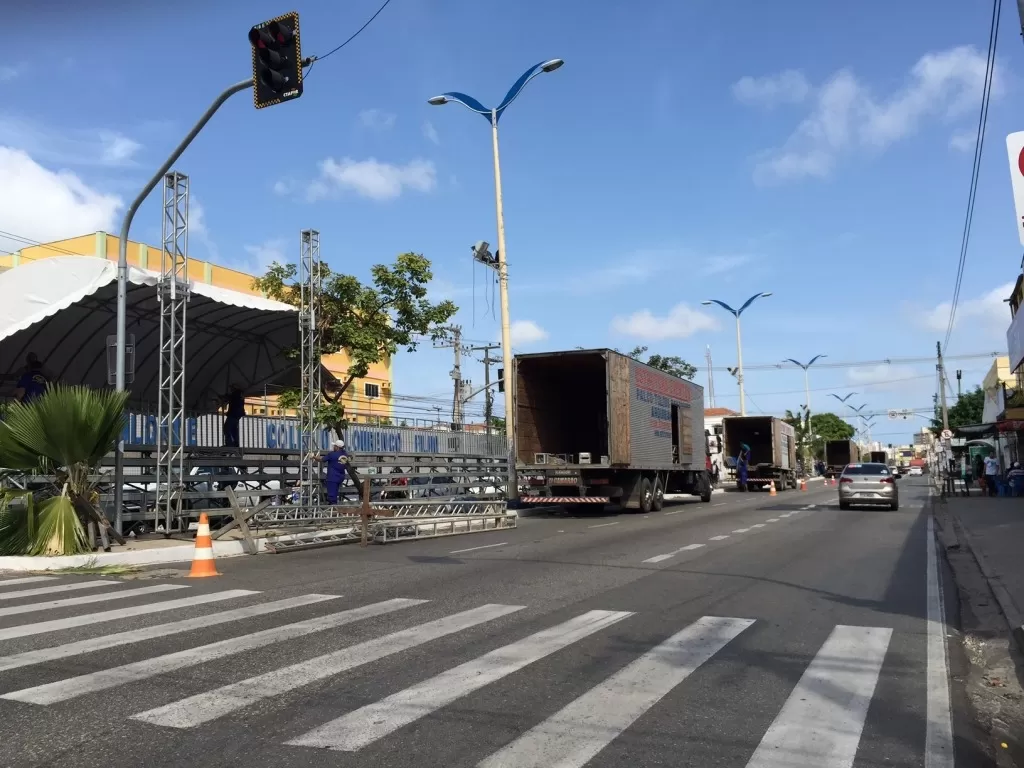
[[112, 78, 253, 533]]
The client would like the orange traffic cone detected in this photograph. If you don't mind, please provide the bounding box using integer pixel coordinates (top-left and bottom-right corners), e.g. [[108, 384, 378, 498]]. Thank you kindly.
[[187, 513, 221, 578], [800, 478, 807, 491], [769, 480, 777, 496]]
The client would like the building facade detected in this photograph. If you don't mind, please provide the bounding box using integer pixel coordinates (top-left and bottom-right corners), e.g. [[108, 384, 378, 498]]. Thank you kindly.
[[0, 232, 394, 424]]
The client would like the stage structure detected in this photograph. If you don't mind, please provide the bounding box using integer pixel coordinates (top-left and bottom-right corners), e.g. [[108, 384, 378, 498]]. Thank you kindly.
[[155, 171, 189, 531], [298, 229, 322, 506]]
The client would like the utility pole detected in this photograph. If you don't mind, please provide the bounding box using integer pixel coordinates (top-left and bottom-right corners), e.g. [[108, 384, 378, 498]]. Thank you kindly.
[[937, 341, 950, 431], [705, 345, 716, 409], [471, 343, 501, 435], [956, 369, 963, 399], [435, 326, 470, 429]]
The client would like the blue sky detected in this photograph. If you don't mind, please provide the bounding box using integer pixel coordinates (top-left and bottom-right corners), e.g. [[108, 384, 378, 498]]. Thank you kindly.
[[2, 0, 1022, 443]]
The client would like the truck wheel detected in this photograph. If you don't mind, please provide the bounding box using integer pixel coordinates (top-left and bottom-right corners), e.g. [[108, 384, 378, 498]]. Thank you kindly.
[[652, 480, 665, 511], [639, 478, 654, 514], [700, 477, 712, 503]]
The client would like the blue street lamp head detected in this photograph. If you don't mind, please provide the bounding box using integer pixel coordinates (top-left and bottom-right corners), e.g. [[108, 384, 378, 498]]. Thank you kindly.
[[784, 354, 828, 370], [427, 59, 564, 124]]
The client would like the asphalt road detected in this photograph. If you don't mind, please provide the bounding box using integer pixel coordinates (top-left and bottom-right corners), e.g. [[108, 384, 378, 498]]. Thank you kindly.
[[0, 477, 989, 767]]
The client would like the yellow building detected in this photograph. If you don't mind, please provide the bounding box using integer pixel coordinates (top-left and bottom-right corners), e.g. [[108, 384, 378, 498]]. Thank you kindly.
[[0, 232, 393, 425]]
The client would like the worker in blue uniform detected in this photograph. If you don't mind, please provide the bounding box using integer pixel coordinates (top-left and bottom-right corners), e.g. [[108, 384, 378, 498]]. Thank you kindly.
[[322, 438, 350, 504], [737, 443, 751, 492]]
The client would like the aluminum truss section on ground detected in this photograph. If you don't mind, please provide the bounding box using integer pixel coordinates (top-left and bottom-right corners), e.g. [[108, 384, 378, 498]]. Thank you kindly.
[[298, 229, 322, 507], [155, 171, 189, 533]]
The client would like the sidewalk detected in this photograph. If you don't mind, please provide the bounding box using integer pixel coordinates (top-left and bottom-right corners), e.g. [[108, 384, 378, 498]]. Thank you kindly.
[[943, 494, 1024, 653]]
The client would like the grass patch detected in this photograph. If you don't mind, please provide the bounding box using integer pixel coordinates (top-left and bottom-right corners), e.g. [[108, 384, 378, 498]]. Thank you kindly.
[[34, 557, 140, 576]]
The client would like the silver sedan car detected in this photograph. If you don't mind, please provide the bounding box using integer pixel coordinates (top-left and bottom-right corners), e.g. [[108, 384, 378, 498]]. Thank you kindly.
[[838, 462, 899, 510]]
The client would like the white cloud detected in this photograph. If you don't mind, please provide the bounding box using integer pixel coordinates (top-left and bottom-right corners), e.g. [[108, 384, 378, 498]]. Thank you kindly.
[[308, 157, 437, 202], [358, 109, 396, 131], [917, 282, 1014, 338], [748, 46, 997, 184], [243, 238, 288, 272], [510, 320, 549, 345], [423, 120, 440, 145], [701, 254, 751, 275], [732, 70, 810, 107], [610, 303, 719, 340], [0, 115, 141, 168], [0, 147, 121, 251], [0, 64, 25, 82], [185, 198, 221, 262], [949, 129, 975, 152]]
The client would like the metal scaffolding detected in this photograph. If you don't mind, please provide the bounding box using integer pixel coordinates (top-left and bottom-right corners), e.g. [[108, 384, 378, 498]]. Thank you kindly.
[[155, 171, 190, 531], [298, 229, 322, 506]]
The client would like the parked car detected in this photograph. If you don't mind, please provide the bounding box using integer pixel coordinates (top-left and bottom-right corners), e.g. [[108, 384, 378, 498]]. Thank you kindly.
[[909, 466, 923, 476], [838, 462, 899, 511]]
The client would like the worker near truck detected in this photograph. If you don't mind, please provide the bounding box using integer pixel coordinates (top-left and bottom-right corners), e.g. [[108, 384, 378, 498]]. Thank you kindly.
[[736, 443, 750, 491]]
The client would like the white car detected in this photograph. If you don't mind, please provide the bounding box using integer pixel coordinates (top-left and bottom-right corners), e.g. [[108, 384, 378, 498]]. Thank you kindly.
[[909, 466, 923, 476]]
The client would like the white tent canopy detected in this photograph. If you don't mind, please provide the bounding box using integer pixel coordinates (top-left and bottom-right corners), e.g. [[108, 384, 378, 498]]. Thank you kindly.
[[0, 256, 304, 410]]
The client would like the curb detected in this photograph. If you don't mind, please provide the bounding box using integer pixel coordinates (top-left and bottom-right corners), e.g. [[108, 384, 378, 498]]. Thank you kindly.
[[0, 525, 361, 572], [957, 522, 1024, 658]]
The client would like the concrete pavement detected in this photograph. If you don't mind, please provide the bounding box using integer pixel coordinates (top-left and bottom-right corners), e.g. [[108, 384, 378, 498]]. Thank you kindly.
[[0, 478, 993, 767]]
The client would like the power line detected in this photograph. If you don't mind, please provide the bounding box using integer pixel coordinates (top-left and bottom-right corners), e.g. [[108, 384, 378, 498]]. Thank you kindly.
[[943, 0, 1001, 351], [304, 0, 394, 77], [699, 352, 999, 372]]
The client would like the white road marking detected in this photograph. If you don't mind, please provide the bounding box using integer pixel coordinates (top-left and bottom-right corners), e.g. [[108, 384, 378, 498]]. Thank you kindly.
[[713, 502, 727, 507], [588, 522, 620, 529], [0, 594, 338, 673], [131, 603, 524, 729], [450, 542, 507, 554], [0, 576, 57, 587], [708, 535, 730, 541], [0, 584, 185, 619], [664, 510, 681, 515], [287, 610, 634, 751], [4, 598, 424, 705], [751, 524, 766, 528], [733, 528, 751, 534], [642, 543, 704, 564], [744, 624, 892, 768], [0, 590, 258, 642], [0, 580, 118, 601], [926, 516, 954, 767], [778, 513, 793, 518], [478, 616, 754, 768], [766, 518, 780, 523]]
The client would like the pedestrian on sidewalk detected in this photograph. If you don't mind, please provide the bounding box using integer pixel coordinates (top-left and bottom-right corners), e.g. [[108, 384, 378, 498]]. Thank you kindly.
[[983, 451, 1000, 497]]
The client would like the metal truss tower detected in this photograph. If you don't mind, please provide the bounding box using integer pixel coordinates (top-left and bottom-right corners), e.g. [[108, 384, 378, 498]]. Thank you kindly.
[[299, 229, 322, 506], [156, 171, 189, 531]]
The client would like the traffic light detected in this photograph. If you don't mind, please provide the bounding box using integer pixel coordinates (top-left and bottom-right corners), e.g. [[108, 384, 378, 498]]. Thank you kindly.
[[497, 368, 505, 393], [248, 12, 304, 110]]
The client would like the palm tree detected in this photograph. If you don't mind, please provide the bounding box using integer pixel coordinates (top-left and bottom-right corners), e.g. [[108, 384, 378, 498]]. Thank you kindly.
[[0, 385, 128, 556]]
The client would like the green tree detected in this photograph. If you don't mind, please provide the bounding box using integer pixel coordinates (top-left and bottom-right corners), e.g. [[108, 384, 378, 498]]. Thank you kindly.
[[488, 416, 506, 433], [622, 345, 697, 380], [0, 385, 128, 555], [254, 253, 458, 436], [784, 409, 855, 460], [931, 384, 985, 433]]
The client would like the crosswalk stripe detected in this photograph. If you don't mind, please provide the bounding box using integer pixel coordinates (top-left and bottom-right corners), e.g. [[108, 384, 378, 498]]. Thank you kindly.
[[0, 576, 58, 587], [287, 609, 635, 752], [0, 594, 339, 673], [478, 615, 755, 768], [130, 602, 525, 729], [4, 598, 426, 705], [0, 580, 118, 601], [0, 584, 185, 619], [744, 624, 892, 768], [0, 590, 257, 641]]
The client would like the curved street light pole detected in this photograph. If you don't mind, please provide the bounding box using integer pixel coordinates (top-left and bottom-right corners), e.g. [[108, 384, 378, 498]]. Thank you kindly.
[[783, 355, 827, 470], [701, 292, 772, 416], [427, 59, 564, 453]]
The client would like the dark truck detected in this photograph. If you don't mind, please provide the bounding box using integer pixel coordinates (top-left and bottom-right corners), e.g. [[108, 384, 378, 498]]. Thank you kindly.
[[514, 348, 712, 512], [824, 440, 861, 477], [868, 450, 888, 464], [720, 416, 798, 491]]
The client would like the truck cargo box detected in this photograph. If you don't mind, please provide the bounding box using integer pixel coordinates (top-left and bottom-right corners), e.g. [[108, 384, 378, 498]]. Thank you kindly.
[[720, 416, 796, 471], [513, 349, 704, 469], [825, 440, 860, 472]]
